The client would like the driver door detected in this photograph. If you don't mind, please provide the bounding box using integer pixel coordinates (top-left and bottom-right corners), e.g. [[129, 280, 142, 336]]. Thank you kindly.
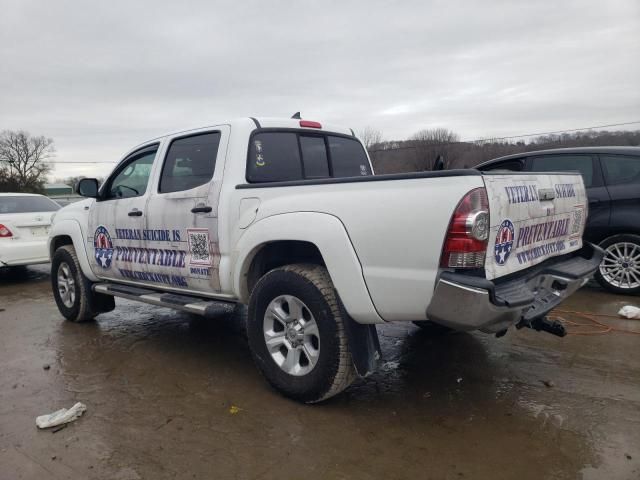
[[87, 144, 159, 281]]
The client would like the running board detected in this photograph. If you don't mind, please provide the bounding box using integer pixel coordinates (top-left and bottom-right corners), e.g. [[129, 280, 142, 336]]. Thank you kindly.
[[93, 283, 236, 318]]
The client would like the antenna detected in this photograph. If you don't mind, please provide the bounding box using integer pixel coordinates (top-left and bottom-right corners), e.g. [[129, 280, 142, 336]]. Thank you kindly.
[[291, 112, 301, 119]]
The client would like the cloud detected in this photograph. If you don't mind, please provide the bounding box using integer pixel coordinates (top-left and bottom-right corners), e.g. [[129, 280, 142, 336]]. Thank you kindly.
[[0, 0, 638, 178]]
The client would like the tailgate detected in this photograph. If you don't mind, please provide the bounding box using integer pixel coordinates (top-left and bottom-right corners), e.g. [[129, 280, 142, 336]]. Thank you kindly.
[[483, 173, 587, 280]]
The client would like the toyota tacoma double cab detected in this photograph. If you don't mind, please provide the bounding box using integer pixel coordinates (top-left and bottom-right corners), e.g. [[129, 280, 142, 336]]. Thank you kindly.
[[48, 117, 603, 402]]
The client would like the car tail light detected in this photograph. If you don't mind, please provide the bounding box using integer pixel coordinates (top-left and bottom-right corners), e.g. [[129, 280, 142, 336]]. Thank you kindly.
[[440, 188, 490, 268], [299, 120, 322, 129], [0, 224, 13, 238]]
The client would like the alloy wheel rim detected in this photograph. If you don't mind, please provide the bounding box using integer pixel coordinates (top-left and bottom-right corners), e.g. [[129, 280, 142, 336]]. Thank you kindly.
[[599, 242, 640, 289], [263, 295, 320, 376], [57, 262, 76, 308]]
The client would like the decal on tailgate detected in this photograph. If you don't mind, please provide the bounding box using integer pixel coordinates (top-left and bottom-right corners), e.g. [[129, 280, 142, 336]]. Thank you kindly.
[[483, 173, 587, 280]]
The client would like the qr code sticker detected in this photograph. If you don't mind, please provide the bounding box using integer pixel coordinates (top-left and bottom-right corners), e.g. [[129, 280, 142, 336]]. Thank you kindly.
[[570, 205, 584, 237], [187, 229, 212, 266]]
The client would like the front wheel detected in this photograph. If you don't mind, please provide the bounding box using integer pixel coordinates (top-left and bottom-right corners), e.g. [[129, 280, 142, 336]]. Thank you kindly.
[[594, 234, 640, 294], [247, 264, 356, 403], [51, 245, 114, 322]]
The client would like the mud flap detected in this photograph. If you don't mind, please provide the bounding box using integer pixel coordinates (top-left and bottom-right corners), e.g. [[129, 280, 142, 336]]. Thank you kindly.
[[343, 316, 382, 377], [92, 291, 116, 314]]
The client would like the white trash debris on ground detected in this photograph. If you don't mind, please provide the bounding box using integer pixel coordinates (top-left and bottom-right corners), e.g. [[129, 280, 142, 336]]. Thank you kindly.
[[36, 402, 87, 429], [618, 306, 640, 319]]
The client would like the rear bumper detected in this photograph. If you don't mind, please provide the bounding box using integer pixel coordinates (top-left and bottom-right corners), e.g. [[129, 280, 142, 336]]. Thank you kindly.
[[0, 239, 50, 267], [426, 243, 604, 333]]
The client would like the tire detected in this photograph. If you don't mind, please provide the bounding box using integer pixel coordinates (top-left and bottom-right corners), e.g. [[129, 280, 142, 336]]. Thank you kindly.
[[412, 320, 455, 334], [51, 245, 115, 322], [247, 263, 356, 403], [594, 234, 640, 295]]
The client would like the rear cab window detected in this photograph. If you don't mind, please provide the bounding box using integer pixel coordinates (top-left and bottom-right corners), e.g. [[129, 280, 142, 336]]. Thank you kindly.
[[247, 130, 371, 183]]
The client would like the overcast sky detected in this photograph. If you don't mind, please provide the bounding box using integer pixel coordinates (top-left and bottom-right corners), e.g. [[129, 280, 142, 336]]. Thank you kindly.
[[1, 0, 639, 179]]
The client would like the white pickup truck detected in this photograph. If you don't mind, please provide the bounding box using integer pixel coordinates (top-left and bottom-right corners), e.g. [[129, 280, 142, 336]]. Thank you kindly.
[[48, 117, 603, 402]]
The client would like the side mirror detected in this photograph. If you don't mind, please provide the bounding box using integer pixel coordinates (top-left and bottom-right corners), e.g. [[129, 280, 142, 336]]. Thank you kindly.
[[77, 178, 99, 198]]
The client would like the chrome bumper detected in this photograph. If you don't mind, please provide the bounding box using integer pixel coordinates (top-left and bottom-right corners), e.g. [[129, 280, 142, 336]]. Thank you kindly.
[[426, 243, 604, 333]]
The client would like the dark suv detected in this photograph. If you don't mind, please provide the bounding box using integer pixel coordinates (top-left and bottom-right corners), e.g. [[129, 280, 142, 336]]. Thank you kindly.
[[477, 147, 640, 294]]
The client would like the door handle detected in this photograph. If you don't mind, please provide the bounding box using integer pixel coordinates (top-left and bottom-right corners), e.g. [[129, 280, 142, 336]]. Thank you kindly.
[[191, 205, 212, 214], [128, 209, 143, 217]]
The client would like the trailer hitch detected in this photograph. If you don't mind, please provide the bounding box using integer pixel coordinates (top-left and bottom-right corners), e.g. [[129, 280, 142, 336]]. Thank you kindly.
[[517, 316, 567, 337]]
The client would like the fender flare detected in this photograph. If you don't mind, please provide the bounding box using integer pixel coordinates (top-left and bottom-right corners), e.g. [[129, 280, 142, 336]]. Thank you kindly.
[[48, 219, 99, 282], [231, 212, 384, 325]]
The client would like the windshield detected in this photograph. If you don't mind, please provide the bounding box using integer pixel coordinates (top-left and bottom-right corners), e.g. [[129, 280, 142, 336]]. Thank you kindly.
[[0, 195, 61, 214]]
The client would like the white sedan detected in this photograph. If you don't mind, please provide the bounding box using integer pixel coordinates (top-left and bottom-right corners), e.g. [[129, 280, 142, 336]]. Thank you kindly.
[[0, 193, 60, 267]]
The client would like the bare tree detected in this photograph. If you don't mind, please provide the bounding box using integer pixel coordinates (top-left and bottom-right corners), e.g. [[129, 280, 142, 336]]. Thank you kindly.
[[0, 130, 54, 193], [409, 128, 460, 170], [410, 128, 459, 145], [357, 126, 384, 151]]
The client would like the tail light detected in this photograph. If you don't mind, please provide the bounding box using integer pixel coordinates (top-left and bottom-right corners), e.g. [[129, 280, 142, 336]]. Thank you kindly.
[[440, 188, 489, 268], [0, 224, 13, 238], [299, 120, 322, 129]]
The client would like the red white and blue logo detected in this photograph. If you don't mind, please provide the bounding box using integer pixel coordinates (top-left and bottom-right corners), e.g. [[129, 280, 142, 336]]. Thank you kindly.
[[494, 219, 515, 266], [94, 226, 113, 269]]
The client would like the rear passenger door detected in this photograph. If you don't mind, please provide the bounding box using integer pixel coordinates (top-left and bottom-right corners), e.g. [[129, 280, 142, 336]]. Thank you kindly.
[[144, 127, 229, 295], [528, 154, 610, 242], [600, 154, 640, 233]]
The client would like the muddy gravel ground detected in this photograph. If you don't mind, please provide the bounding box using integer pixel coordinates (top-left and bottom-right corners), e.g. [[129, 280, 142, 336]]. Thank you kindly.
[[1, 265, 639, 479]]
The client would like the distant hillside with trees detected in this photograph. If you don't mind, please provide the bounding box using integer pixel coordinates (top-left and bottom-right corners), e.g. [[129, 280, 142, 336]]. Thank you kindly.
[[366, 129, 640, 174]]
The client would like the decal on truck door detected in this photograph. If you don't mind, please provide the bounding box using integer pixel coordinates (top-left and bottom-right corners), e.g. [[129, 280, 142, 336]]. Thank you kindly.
[[187, 228, 213, 266], [92, 224, 220, 290], [94, 226, 114, 269]]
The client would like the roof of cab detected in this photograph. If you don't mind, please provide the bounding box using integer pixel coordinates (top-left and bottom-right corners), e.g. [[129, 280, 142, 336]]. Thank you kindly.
[[158, 117, 353, 141], [252, 117, 354, 136], [127, 117, 356, 157], [478, 146, 640, 168]]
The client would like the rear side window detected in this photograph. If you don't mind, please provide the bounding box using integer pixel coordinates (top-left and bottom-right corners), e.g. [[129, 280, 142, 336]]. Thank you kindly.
[[601, 154, 640, 185], [160, 132, 221, 193], [246, 131, 371, 182], [530, 155, 594, 187], [0, 196, 60, 213], [247, 132, 302, 183]]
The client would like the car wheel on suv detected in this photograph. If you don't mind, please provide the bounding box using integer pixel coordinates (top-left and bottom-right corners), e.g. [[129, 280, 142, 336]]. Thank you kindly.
[[594, 234, 640, 294]]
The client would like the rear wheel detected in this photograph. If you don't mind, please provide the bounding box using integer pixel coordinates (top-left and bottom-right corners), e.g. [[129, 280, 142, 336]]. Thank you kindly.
[[595, 234, 640, 294], [247, 264, 356, 403], [51, 245, 115, 322]]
